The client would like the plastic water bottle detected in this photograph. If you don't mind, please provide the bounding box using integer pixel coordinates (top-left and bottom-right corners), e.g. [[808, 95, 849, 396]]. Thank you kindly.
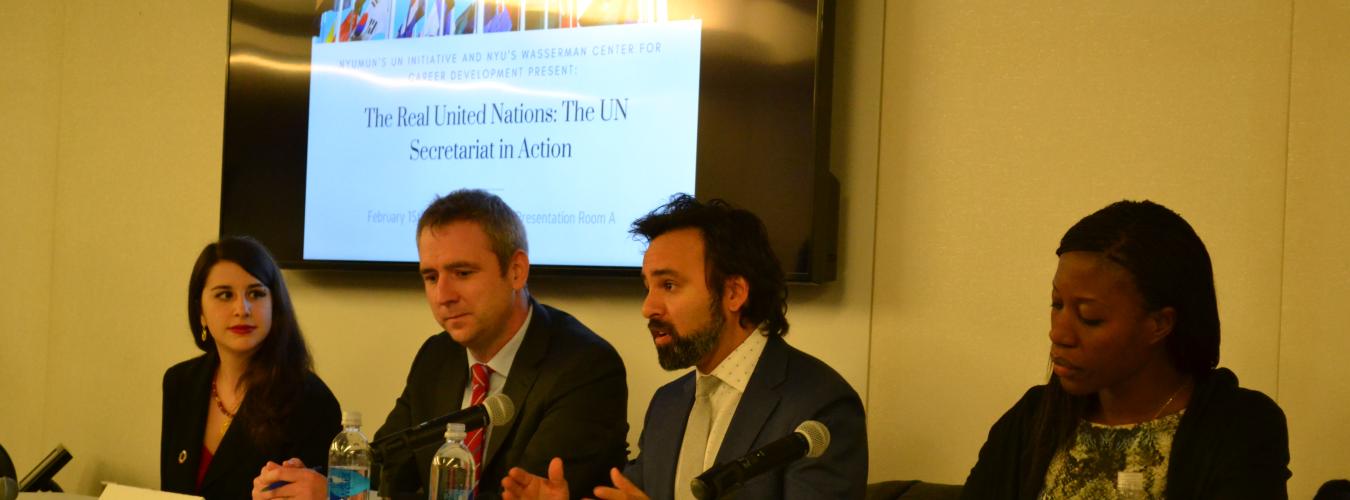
[[428, 423, 475, 500], [328, 411, 373, 500]]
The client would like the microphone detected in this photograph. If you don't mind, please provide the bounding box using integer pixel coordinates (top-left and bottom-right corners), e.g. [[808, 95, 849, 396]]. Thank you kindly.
[[371, 393, 514, 463], [409, 393, 515, 434], [690, 420, 830, 500]]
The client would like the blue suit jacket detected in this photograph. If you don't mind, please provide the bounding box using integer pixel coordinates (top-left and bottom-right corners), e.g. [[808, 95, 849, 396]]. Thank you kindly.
[[626, 335, 867, 499]]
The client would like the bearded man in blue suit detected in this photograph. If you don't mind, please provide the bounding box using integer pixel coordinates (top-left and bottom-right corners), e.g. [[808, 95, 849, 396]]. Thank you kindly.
[[504, 194, 867, 500]]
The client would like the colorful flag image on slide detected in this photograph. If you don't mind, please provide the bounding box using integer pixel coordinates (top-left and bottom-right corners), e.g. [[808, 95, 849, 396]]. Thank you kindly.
[[351, 0, 396, 40], [483, 1, 515, 32], [320, 0, 701, 42], [452, 0, 479, 34], [420, 0, 445, 37], [316, 9, 338, 42], [330, 0, 361, 41], [398, 0, 426, 38]]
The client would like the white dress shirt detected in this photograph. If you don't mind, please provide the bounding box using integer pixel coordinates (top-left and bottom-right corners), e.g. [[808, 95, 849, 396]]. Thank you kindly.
[[457, 307, 533, 444]]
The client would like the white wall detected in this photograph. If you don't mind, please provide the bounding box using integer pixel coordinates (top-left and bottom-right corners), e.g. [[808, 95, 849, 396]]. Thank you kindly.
[[1, 1, 1346, 499]]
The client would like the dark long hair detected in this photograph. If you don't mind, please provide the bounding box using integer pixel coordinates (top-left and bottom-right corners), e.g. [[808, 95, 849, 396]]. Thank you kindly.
[[630, 194, 789, 337], [1023, 200, 1221, 495], [187, 236, 314, 452]]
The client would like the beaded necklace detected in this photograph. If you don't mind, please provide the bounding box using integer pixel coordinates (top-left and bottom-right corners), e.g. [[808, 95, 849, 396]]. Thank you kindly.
[[211, 379, 241, 434]]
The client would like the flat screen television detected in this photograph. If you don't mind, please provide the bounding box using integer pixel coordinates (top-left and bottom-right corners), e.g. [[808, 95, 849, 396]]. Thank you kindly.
[[221, 0, 838, 282]]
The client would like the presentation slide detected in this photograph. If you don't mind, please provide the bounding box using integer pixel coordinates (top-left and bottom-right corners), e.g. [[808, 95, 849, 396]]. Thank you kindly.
[[303, 0, 701, 266]]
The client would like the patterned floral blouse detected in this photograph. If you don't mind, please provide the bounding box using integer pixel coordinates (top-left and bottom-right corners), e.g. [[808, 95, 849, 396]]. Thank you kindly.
[[1039, 411, 1185, 499]]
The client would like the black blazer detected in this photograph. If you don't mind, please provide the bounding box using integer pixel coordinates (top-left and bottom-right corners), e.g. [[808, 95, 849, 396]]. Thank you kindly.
[[374, 300, 628, 500], [161, 354, 342, 500], [625, 335, 869, 500], [960, 367, 1290, 499]]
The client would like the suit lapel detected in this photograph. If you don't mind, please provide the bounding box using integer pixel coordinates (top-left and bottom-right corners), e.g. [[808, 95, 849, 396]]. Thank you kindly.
[[647, 373, 697, 499], [484, 300, 549, 466], [201, 402, 249, 491], [411, 336, 468, 474], [170, 356, 215, 493], [436, 338, 470, 427], [713, 336, 787, 465], [195, 355, 256, 493]]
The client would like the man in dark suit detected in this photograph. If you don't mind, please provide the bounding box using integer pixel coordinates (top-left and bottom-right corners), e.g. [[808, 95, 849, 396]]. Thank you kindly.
[[252, 189, 628, 500], [503, 195, 867, 500]]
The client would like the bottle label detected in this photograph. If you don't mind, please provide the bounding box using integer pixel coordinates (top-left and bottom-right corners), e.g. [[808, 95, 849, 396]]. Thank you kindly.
[[437, 488, 472, 500], [1116, 470, 1144, 499], [328, 467, 371, 499]]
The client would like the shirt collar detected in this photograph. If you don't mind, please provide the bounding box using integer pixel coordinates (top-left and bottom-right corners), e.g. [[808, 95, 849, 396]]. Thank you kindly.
[[466, 305, 533, 378], [702, 332, 768, 394]]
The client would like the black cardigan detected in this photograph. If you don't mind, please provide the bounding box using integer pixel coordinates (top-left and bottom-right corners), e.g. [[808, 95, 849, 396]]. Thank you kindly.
[[161, 354, 342, 500], [961, 368, 1290, 499]]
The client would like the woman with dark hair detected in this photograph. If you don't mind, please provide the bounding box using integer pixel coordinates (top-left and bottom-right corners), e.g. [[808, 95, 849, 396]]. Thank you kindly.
[[961, 200, 1290, 499], [161, 236, 341, 499]]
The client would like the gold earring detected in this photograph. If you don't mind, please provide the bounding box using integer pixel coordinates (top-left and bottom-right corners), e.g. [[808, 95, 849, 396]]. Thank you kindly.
[[201, 326, 209, 343]]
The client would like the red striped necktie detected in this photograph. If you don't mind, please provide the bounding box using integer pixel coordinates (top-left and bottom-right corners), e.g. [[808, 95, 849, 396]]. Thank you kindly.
[[467, 363, 492, 490]]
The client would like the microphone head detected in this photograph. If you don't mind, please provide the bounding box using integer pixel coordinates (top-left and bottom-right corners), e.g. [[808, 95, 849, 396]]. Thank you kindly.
[[794, 420, 830, 458], [1, 477, 17, 500], [484, 393, 515, 427], [690, 477, 711, 500]]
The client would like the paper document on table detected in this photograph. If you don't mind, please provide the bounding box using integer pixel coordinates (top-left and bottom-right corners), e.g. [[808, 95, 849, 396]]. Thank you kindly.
[[98, 484, 201, 500]]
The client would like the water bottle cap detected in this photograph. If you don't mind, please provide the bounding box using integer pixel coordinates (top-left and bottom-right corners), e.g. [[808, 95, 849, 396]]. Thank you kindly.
[[341, 410, 362, 427], [445, 422, 466, 440]]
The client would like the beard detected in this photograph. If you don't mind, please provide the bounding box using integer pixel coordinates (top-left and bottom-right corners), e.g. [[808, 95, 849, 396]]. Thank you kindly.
[[653, 302, 726, 371]]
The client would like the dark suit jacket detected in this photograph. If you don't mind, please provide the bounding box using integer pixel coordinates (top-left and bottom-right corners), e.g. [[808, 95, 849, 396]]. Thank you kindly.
[[626, 335, 868, 499], [161, 354, 342, 500], [374, 301, 628, 500]]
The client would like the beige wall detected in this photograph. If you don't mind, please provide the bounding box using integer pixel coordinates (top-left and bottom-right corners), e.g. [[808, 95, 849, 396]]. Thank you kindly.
[[0, 0, 63, 477], [869, 0, 1292, 484], [1281, 0, 1350, 495], [1, 1, 1345, 499], [865, 1, 1350, 497], [29, 1, 231, 491]]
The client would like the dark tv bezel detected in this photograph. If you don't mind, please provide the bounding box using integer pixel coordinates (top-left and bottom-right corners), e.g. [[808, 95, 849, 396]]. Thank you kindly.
[[220, 0, 838, 283]]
